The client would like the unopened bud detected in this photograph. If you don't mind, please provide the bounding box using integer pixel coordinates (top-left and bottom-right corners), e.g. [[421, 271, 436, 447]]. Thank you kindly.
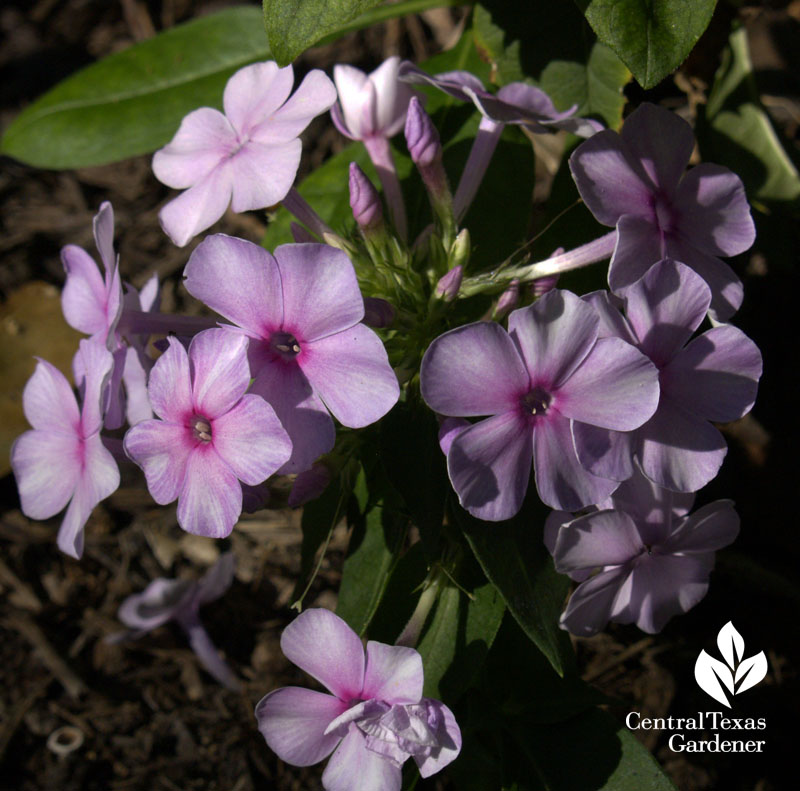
[[531, 274, 559, 297], [494, 279, 520, 320], [448, 228, 470, 270], [435, 265, 463, 302], [405, 96, 442, 168], [362, 297, 395, 328], [348, 162, 383, 230]]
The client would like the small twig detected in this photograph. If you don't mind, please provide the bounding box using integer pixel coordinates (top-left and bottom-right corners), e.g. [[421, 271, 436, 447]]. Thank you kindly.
[[0, 676, 50, 762], [0, 558, 43, 612], [583, 637, 655, 682]]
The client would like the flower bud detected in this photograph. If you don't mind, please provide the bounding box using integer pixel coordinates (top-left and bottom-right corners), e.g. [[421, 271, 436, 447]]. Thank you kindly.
[[435, 265, 463, 302], [494, 279, 520, 320], [448, 228, 470, 270], [405, 96, 441, 168], [348, 163, 383, 230], [531, 274, 559, 297]]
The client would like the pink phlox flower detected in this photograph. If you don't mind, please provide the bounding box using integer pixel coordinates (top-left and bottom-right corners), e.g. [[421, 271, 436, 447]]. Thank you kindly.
[[123, 328, 293, 538], [332, 57, 419, 141], [421, 288, 660, 518], [549, 470, 739, 635], [114, 552, 240, 689], [569, 102, 756, 320], [153, 61, 337, 247], [11, 338, 120, 559], [578, 259, 763, 493], [183, 235, 400, 474], [255, 608, 461, 790]]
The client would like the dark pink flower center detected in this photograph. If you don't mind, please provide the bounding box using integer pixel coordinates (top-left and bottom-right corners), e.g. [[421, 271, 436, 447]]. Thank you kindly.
[[521, 387, 552, 418], [270, 331, 302, 360], [191, 416, 212, 443]]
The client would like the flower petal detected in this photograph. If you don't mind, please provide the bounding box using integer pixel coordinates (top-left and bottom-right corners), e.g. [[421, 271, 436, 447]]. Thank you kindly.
[[147, 337, 194, 423], [333, 64, 371, 138], [124, 420, 192, 505], [572, 422, 634, 482], [118, 577, 192, 630], [280, 608, 365, 701], [300, 324, 399, 428], [414, 699, 462, 778], [661, 325, 762, 423], [556, 337, 659, 430], [582, 290, 636, 344], [177, 447, 242, 538], [22, 358, 80, 433], [362, 642, 424, 705], [196, 552, 236, 605], [607, 215, 664, 294], [532, 412, 619, 511], [223, 61, 294, 136], [256, 686, 347, 767], [674, 163, 755, 256], [661, 499, 739, 555], [322, 729, 402, 791], [274, 243, 365, 342], [421, 321, 529, 417], [61, 245, 108, 336], [184, 234, 284, 336], [77, 337, 115, 436], [447, 411, 533, 521], [371, 57, 416, 138], [553, 509, 643, 573], [228, 140, 301, 212], [152, 107, 236, 189], [212, 394, 292, 484], [559, 567, 630, 637], [508, 290, 599, 390], [188, 329, 251, 419]]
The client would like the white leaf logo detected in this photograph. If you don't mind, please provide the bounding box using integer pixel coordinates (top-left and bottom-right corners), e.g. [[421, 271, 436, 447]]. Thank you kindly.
[[694, 621, 768, 707]]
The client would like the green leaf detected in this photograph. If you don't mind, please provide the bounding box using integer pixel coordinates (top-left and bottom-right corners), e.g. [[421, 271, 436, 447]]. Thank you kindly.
[[698, 26, 800, 205], [455, 497, 573, 676], [336, 501, 407, 636], [1, 7, 270, 169], [576, 0, 717, 90]]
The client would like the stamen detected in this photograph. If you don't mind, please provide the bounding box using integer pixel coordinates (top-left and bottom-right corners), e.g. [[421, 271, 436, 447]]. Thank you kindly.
[[192, 417, 212, 443], [270, 331, 302, 359], [521, 387, 552, 417]]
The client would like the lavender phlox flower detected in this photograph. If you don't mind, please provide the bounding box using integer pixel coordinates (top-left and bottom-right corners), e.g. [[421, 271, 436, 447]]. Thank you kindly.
[[548, 472, 739, 635], [123, 328, 292, 538], [577, 259, 762, 493], [183, 235, 400, 474], [569, 102, 755, 320], [11, 338, 120, 559], [398, 63, 600, 221], [153, 61, 337, 247], [420, 289, 660, 518], [332, 57, 416, 241], [255, 608, 461, 790], [116, 552, 240, 690]]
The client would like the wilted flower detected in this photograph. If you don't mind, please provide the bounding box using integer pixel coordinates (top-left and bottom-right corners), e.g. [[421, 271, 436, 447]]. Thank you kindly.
[[153, 61, 336, 246], [256, 608, 461, 790]]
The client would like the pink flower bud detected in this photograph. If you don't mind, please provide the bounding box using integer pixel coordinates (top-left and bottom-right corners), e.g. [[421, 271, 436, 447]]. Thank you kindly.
[[435, 265, 463, 302], [348, 163, 383, 229]]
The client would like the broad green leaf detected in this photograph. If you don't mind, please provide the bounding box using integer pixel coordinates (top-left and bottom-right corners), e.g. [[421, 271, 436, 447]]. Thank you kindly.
[[698, 26, 800, 205], [336, 501, 407, 635], [456, 497, 572, 675], [576, 0, 717, 90], [1, 7, 271, 169]]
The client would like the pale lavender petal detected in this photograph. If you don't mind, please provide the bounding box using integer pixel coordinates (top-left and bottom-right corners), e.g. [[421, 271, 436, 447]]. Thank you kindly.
[[137, 273, 161, 313], [397, 63, 484, 102], [532, 412, 619, 511], [93, 201, 116, 274], [188, 329, 250, 419], [22, 359, 80, 433], [118, 577, 192, 630], [674, 163, 755, 256], [57, 435, 119, 559], [147, 337, 193, 423], [274, 243, 364, 342], [77, 338, 115, 436], [447, 411, 533, 521], [553, 510, 643, 573], [99, 345, 126, 431], [124, 420, 192, 505], [664, 236, 743, 321], [280, 608, 365, 701], [228, 140, 301, 212], [196, 552, 236, 605], [256, 687, 347, 766], [370, 56, 416, 138], [362, 642, 424, 705], [223, 61, 294, 136], [559, 567, 630, 637], [620, 103, 694, 195], [122, 346, 153, 425], [158, 166, 233, 247], [254, 69, 337, 143], [300, 324, 399, 429], [607, 215, 664, 294], [556, 337, 659, 430], [414, 700, 462, 778], [177, 447, 242, 538], [624, 259, 711, 366], [333, 64, 371, 138], [322, 729, 402, 791], [184, 234, 284, 336], [610, 468, 695, 533], [249, 357, 335, 474], [544, 510, 593, 582], [60, 245, 108, 335], [212, 394, 292, 485], [152, 108, 236, 189], [11, 430, 80, 520], [421, 322, 528, 417], [572, 422, 634, 482], [638, 399, 727, 492], [662, 500, 739, 555], [438, 417, 469, 456], [582, 290, 636, 344], [661, 325, 762, 422], [508, 290, 599, 390], [569, 131, 654, 225]]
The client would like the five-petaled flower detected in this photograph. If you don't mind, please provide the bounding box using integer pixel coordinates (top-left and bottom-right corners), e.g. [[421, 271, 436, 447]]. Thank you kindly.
[[256, 608, 461, 791]]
